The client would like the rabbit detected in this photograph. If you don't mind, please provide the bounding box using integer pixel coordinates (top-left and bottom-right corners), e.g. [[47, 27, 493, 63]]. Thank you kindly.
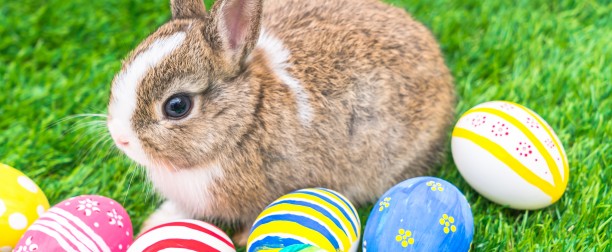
[[106, 0, 455, 246]]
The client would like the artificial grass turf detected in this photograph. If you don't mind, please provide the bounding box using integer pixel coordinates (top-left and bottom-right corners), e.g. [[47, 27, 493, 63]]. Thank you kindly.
[[0, 0, 610, 250]]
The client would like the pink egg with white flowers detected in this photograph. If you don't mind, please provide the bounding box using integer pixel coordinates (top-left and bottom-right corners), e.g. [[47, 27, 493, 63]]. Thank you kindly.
[[14, 195, 133, 252]]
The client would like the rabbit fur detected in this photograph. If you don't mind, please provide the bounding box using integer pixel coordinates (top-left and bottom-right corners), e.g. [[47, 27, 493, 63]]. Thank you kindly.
[[107, 0, 455, 245]]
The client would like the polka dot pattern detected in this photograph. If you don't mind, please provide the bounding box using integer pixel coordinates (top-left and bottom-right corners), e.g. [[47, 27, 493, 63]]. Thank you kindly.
[[9, 213, 28, 230], [0, 163, 50, 249], [17, 176, 39, 193], [36, 205, 45, 217]]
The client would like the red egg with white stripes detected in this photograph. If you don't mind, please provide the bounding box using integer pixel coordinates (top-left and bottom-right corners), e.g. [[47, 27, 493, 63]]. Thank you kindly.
[[14, 195, 133, 252], [127, 220, 236, 252]]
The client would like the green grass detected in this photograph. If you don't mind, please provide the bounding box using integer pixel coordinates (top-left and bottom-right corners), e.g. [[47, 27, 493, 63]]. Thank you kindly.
[[1, 0, 610, 251]]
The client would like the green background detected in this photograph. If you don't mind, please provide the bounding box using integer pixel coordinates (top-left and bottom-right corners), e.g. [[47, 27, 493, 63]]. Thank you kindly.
[[1, 0, 610, 251]]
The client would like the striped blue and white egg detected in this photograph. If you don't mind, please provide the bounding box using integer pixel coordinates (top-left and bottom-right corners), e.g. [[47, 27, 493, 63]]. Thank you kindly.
[[247, 188, 361, 252], [362, 177, 473, 252]]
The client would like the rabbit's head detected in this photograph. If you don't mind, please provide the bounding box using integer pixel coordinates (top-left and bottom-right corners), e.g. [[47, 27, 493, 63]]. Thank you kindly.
[[107, 0, 264, 170]]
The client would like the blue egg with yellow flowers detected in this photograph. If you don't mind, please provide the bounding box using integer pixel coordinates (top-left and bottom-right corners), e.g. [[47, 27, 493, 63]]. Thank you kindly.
[[247, 188, 361, 252], [362, 177, 474, 251]]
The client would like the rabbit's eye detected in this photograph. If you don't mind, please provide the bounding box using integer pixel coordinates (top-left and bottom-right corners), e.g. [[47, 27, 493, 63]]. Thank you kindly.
[[163, 94, 192, 119]]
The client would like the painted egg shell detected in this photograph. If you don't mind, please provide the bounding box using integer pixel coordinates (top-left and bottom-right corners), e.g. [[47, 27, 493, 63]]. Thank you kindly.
[[451, 101, 569, 209], [257, 244, 325, 252], [0, 163, 50, 252], [128, 219, 235, 252], [362, 177, 473, 252], [15, 195, 133, 252], [247, 188, 361, 252]]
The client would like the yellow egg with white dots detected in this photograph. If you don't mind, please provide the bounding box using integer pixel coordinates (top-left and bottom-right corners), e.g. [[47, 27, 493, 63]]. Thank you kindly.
[[0, 163, 50, 251]]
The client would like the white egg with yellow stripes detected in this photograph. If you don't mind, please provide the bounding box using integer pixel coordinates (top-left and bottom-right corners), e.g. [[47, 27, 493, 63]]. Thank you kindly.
[[452, 101, 569, 209], [247, 188, 361, 252]]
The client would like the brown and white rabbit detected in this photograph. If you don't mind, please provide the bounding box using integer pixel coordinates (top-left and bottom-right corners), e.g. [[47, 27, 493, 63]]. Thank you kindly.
[[107, 0, 455, 245]]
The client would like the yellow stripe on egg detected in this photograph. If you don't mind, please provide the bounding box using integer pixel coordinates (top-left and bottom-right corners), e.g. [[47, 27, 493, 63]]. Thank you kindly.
[[507, 101, 570, 192], [249, 221, 337, 251], [277, 193, 357, 241], [301, 189, 360, 237], [452, 128, 563, 200], [257, 202, 350, 250]]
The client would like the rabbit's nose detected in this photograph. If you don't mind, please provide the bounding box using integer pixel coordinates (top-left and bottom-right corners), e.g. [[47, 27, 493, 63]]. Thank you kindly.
[[116, 137, 130, 146], [108, 122, 131, 147]]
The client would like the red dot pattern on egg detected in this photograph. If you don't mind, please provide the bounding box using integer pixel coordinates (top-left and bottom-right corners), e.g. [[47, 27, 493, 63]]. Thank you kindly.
[[544, 139, 564, 170], [499, 103, 515, 111], [471, 115, 487, 127], [544, 139, 555, 149], [515, 142, 541, 162], [491, 121, 510, 137], [525, 117, 540, 129]]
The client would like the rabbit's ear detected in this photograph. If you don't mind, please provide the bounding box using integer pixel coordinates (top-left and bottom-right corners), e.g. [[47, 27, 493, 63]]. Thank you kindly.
[[171, 0, 206, 19], [211, 0, 263, 69]]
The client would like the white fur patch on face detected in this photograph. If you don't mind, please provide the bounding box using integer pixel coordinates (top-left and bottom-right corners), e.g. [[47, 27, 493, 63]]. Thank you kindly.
[[147, 163, 224, 217], [256, 29, 314, 125], [108, 32, 186, 167]]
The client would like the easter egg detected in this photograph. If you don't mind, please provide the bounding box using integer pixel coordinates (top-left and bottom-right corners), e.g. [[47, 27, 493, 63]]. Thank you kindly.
[[0, 163, 50, 252], [247, 188, 361, 252], [262, 244, 326, 252], [128, 220, 235, 252], [362, 177, 473, 252], [14, 195, 133, 252], [451, 101, 569, 209], [278, 244, 325, 252]]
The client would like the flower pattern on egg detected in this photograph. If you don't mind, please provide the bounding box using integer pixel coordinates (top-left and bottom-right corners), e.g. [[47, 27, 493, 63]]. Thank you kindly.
[[470, 115, 486, 128], [77, 198, 100, 216], [525, 117, 540, 129], [499, 103, 515, 111], [14, 195, 133, 252], [378, 197, 391, 211], [362, 177, 474, 251], [491, 121, 510, 137], [426, 181, 444, 192], [516, 142, 533, 157], [544, 138, 555, 149], [14, 236, 38, 252], [395, 228, 415, 247], [107, 208, 124, 228], [439, 214, 457, 234]]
